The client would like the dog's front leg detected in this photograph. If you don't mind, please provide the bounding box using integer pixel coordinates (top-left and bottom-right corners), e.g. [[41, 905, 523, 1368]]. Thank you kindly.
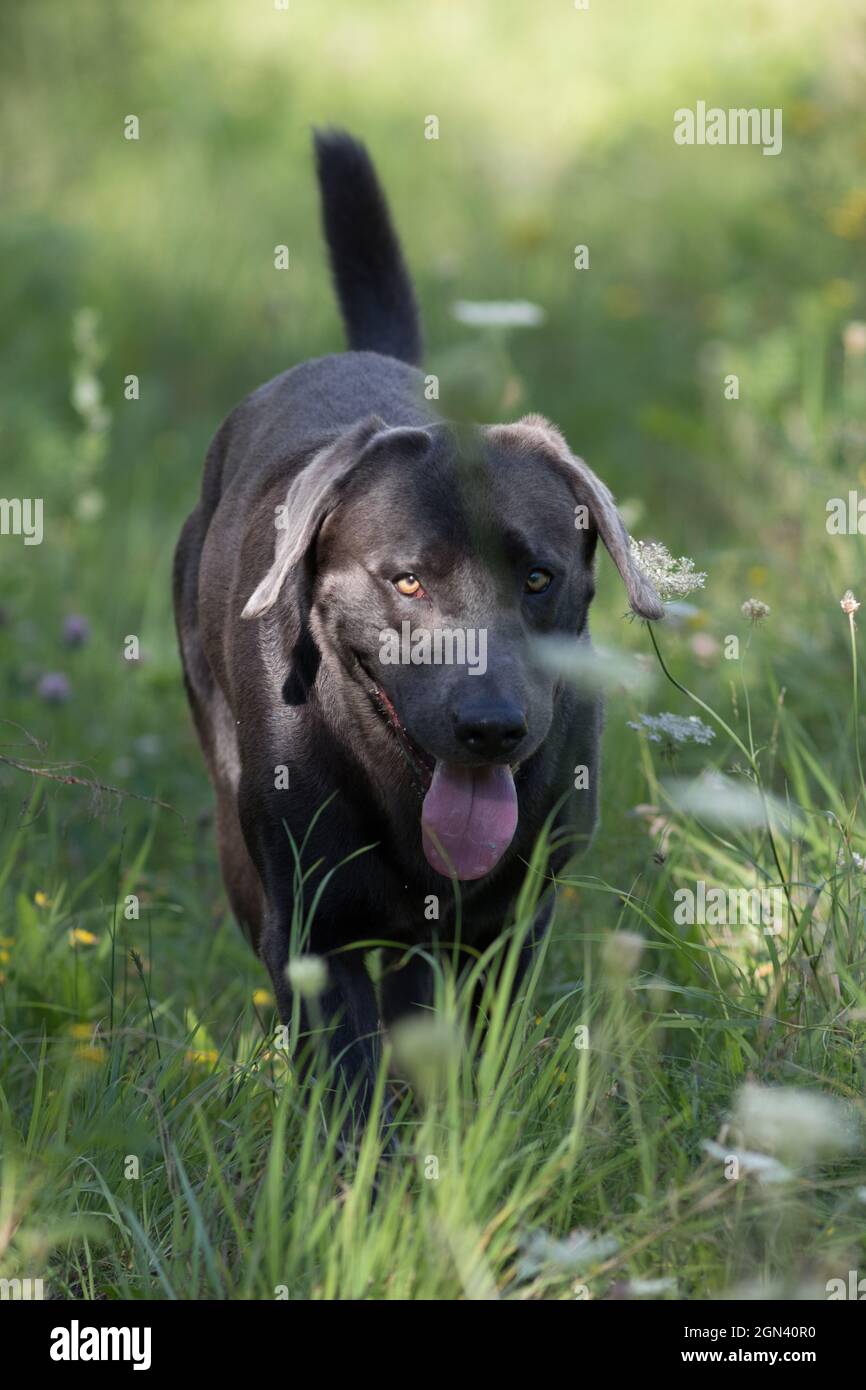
[[260, 914, 383, 1137]]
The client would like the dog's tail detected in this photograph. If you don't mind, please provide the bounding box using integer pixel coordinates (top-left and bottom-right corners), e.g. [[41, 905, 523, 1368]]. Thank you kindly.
[[313, 128, 423, 367]]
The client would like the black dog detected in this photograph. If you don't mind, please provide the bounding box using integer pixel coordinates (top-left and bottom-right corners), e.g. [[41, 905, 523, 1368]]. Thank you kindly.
[[173, 130, 661, 1121]]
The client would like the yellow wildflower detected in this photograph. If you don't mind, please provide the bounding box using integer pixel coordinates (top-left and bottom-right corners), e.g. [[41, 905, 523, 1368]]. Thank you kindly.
[[69, 928, 98, 946]]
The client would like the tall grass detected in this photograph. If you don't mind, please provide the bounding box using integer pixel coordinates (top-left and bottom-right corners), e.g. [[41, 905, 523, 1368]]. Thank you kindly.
[[2, 0, 866, 1300], [2, 643, 865, 1299]]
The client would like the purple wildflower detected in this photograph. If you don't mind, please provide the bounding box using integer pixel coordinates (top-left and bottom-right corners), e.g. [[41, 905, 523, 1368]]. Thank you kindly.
[[62, 614, 91, 647], [37, 672, 72, 704]]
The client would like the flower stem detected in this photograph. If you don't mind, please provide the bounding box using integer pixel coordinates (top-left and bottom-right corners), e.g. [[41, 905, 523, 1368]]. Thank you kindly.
[[847, 611, 866, 806]]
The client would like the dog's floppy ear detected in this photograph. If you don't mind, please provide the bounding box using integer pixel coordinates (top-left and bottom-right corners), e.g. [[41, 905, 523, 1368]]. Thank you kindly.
[[486, 414, 664, 620], [242, 416, 432, 619]]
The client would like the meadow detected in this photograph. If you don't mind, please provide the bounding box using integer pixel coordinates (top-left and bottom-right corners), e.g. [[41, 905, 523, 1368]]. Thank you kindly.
[[1, 0, 866, 1299]]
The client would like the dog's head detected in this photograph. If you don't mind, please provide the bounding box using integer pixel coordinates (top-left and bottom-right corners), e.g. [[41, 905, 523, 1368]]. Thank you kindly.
[[243, 412, 661, 880]]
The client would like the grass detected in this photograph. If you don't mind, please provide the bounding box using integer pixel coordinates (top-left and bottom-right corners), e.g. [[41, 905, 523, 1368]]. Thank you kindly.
[[3, 594, 865, 1299], [2, 0, 866, 1300]]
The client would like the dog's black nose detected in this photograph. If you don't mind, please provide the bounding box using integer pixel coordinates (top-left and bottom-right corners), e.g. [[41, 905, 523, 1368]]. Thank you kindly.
[[453, 700, 528, 760]]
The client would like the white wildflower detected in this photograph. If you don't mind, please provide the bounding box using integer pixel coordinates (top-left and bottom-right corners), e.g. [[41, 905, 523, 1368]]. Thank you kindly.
[[286, 954, 329, 999], [665, 772, 802, 834], [741, 598, 770, 622], [390, 1014, 461, 1097], [517, 1228, 619, 1279], [627, 1276, 679, 1296], [601, 930, 645, 978], [452, 299, 545, 329], [628, 539, 707, 603], [733, 1082, 856, 1163], [702, 1140, 793, 1184], [628, 712, 715, 747], [533, 638, 655, 696]]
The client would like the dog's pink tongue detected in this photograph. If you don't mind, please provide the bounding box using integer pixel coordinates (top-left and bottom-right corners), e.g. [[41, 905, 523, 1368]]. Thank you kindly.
[[421, 762, 518, 880]]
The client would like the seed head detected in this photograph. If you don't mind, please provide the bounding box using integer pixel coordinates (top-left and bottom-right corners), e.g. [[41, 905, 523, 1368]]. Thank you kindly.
[[840, 590, 860, 616], [741, 598, 770, 623]]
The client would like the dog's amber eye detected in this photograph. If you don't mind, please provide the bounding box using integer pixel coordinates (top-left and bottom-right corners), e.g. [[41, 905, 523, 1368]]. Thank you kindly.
[[394, 574, 423, 597], [525, 568, 553, 594]]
